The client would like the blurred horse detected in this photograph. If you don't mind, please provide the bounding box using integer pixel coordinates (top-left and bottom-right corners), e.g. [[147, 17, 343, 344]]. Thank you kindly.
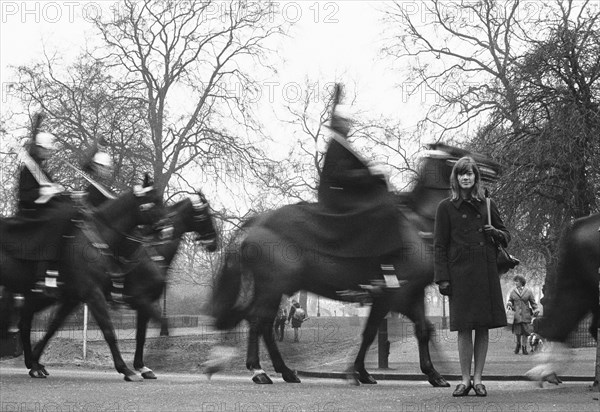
[[527, 213, 599, 385], [209, 143, 501, 385], [0, 183, 164, 381], [16, 192, 218, 379]]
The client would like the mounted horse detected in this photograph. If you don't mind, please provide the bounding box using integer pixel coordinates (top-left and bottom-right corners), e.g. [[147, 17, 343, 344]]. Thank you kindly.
[[0, 183, 166, 381], [14, 191, 218, 380], [208, 126, 501, 386], [526, 213, 599, 385]]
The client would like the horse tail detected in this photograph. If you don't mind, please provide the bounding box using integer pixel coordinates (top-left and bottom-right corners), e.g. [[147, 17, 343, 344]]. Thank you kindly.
[[210, 231, 251, 331]]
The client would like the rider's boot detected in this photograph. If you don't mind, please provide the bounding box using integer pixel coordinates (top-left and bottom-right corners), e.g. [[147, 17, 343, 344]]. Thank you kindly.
[[110, 272, 126, 305], [32, 261, 60, 297]]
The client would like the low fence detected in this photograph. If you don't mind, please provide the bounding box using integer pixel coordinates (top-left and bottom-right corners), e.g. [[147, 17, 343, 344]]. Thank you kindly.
[[566, 314, 596, 348], [29, 311, 595, 347], [31, 312, 203, 331]]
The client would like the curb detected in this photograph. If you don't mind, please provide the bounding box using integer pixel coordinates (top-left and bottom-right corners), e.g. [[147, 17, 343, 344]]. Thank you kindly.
[[296, 370, 595, 382]]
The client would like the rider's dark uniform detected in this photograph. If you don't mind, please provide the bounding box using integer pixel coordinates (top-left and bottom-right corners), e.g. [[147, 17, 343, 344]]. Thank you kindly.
[[80, 152, 117, 209], [84, 182, 116, 209], [316, 118, 404, 258], [259, 111, 405, 266]]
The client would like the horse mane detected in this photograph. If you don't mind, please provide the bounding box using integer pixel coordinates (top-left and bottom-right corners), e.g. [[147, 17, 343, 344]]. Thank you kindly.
[[166, 198, 193, 222], [94, 189, 136, 222]]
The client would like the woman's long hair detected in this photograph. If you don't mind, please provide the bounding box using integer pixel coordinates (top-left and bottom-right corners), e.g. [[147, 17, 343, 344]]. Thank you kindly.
[[449, 156, 485, 201]]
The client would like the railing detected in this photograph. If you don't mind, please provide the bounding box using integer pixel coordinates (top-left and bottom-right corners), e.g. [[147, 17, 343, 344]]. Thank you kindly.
[[31, 313, 204, 332]]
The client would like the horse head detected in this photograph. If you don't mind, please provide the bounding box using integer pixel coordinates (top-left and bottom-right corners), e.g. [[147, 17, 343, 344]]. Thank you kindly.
[[409, 143, 502, 223], [132, 176, 164, 227], [191, 189, 219, 252]]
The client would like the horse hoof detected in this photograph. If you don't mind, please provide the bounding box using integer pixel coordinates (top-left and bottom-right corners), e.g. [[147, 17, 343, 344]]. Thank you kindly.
[[358, 373, 377, 384], [545, 372, 562, 385], [203, 365, 221, 380], [28, 369, 47, 378], [343, 368, 361, 385], [252, 372, 273, 384], [427, 374, 450, 387], [123, 373, 143, 382], [282, 370, 301, 383], [136, 367, 157, 379], [141, 370, 157, 379]]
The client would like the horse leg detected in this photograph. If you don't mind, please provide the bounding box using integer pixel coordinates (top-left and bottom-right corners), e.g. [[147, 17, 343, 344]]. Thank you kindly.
[[18, 302, 34, 371], [18, 297, 45, 375], [29, 299, 78, 378], [350, 296, 391, 385], [133, 310, 156, 379], [260, 316, 300, 383], [85, 290, 141, 381], [400, 288, 449, 388], [246, 317, 272, 384]]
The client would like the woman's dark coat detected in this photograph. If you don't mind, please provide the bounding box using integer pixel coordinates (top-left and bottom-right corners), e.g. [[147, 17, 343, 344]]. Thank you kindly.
[[434, 197, 508, 331]]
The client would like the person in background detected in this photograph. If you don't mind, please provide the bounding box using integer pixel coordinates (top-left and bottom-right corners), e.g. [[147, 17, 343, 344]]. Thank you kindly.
[[273, 304, 287, 342], [507, 274, 539, 355], [287, 300, 307, 343], [434, 156, 509, 397]]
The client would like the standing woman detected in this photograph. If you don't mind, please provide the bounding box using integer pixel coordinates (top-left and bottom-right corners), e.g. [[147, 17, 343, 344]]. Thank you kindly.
[[507, 275, 539, 355], [434, 156, 509, 397]]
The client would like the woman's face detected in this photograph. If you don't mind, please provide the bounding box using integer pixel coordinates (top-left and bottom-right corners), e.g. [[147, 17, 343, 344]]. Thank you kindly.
[[514, 280, 522, 288], [457, 168, 475, 191]]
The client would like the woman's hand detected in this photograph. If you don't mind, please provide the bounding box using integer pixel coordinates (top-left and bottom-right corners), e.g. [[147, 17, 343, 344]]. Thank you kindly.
[[438, 281, 451, 296], [483, 224, 500, 239]]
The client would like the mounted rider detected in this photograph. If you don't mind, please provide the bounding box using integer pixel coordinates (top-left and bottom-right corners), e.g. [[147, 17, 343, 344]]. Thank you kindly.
[[80, 143, 117, 208], [3, 117, 79, 289], [318, 84, 403, 290]]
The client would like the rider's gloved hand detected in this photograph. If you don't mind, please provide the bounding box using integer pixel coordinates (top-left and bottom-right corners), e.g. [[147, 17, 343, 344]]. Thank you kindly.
[[40, 183, 64, 197]]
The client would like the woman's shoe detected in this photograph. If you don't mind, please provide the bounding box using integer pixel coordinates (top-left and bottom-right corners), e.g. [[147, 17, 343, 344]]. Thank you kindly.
[[522, 346, 528, 355], [473, 383, 487, 397], [452, 382, 472, 397], [514, 343, 521, 354]]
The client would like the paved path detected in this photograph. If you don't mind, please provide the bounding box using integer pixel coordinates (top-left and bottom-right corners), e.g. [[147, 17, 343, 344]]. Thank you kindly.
[[0, 366, 598, 412], [296, 325, 597, 382]]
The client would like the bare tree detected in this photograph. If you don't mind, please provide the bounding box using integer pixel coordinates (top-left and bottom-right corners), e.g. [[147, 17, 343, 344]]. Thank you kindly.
[[92, 0, 286, 200], [383, 0, 529, 139], [385, 0, 600, 286], [14, 54, 150, 191], [267, 79, 423, 204]]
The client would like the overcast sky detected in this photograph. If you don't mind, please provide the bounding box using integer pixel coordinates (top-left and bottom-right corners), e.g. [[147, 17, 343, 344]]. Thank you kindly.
[[0, 1, 423, 135]]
